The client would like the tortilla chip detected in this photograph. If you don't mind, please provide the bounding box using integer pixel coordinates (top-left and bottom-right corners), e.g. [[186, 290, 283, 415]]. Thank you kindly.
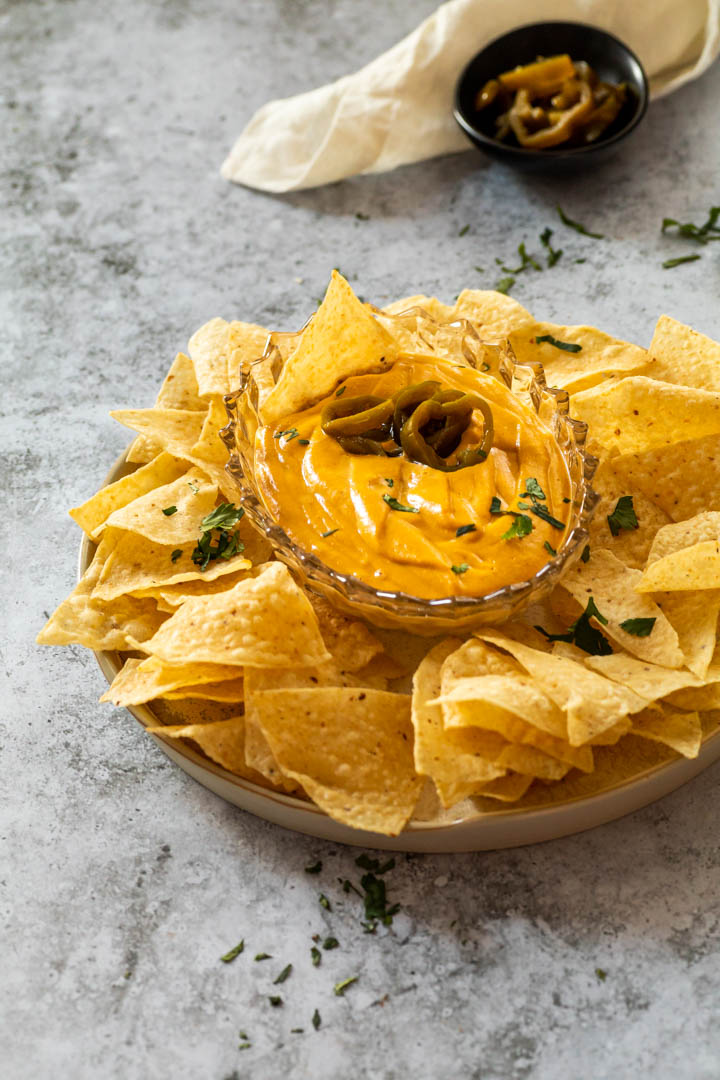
[[572, 377, 720, 456], [188, 318, 268, 398], [451, 289, 534, 341], [307, 594, 384, 672], [124, 353, 207, 463], [382, 294, 456, 322], [654, 590, 720, 678], [111, 407, 206, 459], [644, 315, 720, 391], [664, 683, 720, 711], [630, 707, 702, 758], [411, 640, 507, 808], [190, 396, 230, 468], [560, 549, 684, 667], [103, 468, 217, 544], [135, 568, 255, 608], [508, 323, 646, 394], [37, 535, 166, 650], [92, 528, 252, 602], [260, 272, 398, 425], [100, 656, 247, 706], [638, 541, 720, 593], [140, 561, 331, 668], [473, 773, 534, 803], [609, 435, 720, 524], [587, 460, 671, 570], [477, 630, 648, 746], [69, 453, 187, 539], [251, 686, 421, 835], [147, 717, 270, 784], [583, 652, 700, 702]]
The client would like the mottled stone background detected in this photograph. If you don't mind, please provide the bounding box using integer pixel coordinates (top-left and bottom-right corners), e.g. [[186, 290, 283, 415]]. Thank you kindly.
[[3, 2, 720, 1077]]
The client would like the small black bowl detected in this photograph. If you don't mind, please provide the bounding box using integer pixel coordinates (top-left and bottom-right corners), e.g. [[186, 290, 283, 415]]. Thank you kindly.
[[453, 21, 649, 168]]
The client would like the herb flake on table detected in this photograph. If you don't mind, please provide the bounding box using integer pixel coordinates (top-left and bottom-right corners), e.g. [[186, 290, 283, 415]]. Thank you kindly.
[[535, 334, 582, 353], [500, 242, 542, 274], [661, 206, 720, 244], [458, 224, 470, 236], [254, 953, 272, 961], [312, 1009, 322, 1030], [383, 494, 418, 513], [318, 893, 332, 911], [305, 860, 322, 874], [220, 940, 244, 964], [607, 495, 638, 536], [161, 505, 178, 516], [494, 276, 515, 295], [540, 227, 563, 267], [269, 995, 283, 1007], [334, 976, 359, 996], [311, 947, 321, 967], [323, 937, 339, 950], [273, 964, 293, 985], [557, 205, 604, 239], [620, 617, 656, 637], [662, 255, 702, 269], [355, 855, 395, 873]]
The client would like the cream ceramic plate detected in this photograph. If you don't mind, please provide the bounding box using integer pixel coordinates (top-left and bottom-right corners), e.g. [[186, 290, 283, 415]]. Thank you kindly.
[[84, 453, 720, 853]]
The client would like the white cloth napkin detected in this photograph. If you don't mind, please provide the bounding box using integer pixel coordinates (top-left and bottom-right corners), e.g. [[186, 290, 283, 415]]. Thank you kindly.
[[222, 0, 720, 192]]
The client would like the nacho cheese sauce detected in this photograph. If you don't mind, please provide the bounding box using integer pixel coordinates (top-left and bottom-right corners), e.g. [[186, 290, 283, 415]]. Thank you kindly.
[[254, 358, 572, 599]]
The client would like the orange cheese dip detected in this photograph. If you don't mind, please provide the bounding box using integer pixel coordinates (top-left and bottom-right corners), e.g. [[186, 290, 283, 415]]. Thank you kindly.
[[255, 358, 572, 599]]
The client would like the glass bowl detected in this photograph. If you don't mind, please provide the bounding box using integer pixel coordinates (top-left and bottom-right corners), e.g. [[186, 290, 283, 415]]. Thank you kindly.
[[221, 305, 598, 634]]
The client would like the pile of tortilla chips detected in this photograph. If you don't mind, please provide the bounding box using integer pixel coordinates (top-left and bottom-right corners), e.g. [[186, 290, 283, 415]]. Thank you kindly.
[[38, 273, 720, 836]]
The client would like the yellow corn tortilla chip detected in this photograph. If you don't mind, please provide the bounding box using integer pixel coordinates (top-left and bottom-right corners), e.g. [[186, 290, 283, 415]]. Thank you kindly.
[[134, 568, 255, 608], [190, 396, 230, 468], [188, 318, 268, 398], [572, 377, 720, 457], [638, 541, 720, 593], [644, 315, 720, 391], [147, 717, 272, 784], [125, 352, 207, 463], [451, 289, 534, 341], [508, 323, 646, 394], [583, 652, 701, 702], [411, 640, 507, 808], [141, 561, 331, 668], [162, 680, 245, 702], [382, 294, 455, 322], [37, 535, 167, 650], [260, 272, 398, 425], [69, 453, 187, 539], [111, 407, 206, 458], [630, 707, 702, 758], [560, 549, 684, 667], [473, 773, 534, 803], [654, 590, 720, 678], [243, 715, 304, 793], [586, 460, 671, 570], [92, 528, 252, 602], [102, 468, 217, 544], [664, 683, 720, 711], [307, 594, 384, 672], [436, 683, 593, 772], [477, 630, 648, 746], [647, 512, 720, 565], [100, 656, 247, 706], [251, 686, 421, 835], [609, 435, 720, 524]]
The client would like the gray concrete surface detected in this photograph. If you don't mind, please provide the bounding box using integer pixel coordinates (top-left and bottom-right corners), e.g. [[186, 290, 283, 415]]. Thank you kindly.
[[3, 2, 720, 1077]]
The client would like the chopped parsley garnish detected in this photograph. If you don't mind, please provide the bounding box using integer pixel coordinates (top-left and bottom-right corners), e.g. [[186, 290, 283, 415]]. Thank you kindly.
[[489, 496, 503, 514], [451, 563, 470, 574], [535, 334, 582, 353], [456, 523, 476, 537], [360, 872, 400, 927], [501, 242, 542, 274], [355, 855, 395, 872], [575, 257, 587, 264], [220, 940, 244, 963], [334, 976, 358, 997], [502, 515, 533, 540], [539, 227, 563, 267], [620, 617, 656, 637], [557, 205, 604, 239], [254, 953, 272, 961], [321, 528, 340, 538], [475, 265, 484, 272], [662, 206, 720, 244], [269, 996, 283, 1007], [523, 477, 546, 500], [323, 937, 339, 950], [481, 361, 491, 371], [312, 1009, 321, 1030], [529, 503, 565, 529], [318, 893, 331, 911], [355, 212, 369, 221], [273, 964, 293, 985], [200, 503, 244, 532], [563, 497, 571, 503], [581, 545, 591, 562], [161, 505, 178, 516], [336, 385, 347, 397], [191, 526, 244, 571], [662, 255, 701, 269], [458, 224, 470, 236], [384, 477, 394, 487], [596, 968, 608, 981], [238, 1041, 251, 1051], [291, 1028, 304, 1034], [187, 480, 199, 494], [305, 860, 322, 874], [536, 595, 612, 656], [170, 548, 183, 563], [544, 541, 557, 556], [383, 495, 419, 513], [311, 947, 321, 967], [495, 276, 515, 295], [298, 438, 310, 446], [341, 878, 363, 897], [607, 495, 638, 536]]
